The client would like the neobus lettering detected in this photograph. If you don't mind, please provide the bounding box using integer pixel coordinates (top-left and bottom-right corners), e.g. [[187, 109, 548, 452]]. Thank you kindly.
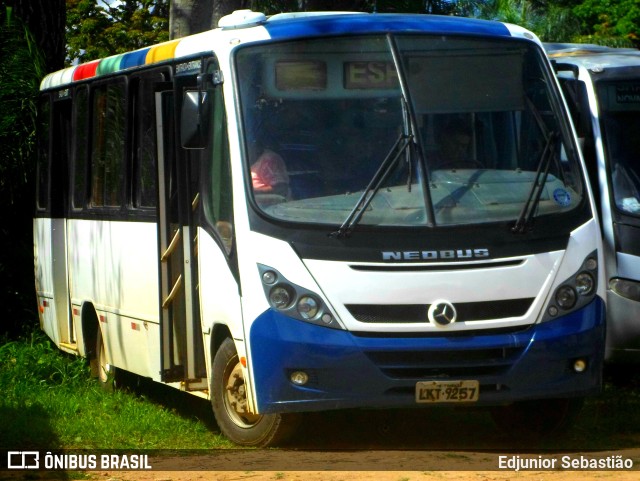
[[382, 249, 490, 261]]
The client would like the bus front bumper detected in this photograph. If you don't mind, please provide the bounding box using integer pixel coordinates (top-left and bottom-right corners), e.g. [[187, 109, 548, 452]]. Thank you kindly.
[[249, 297, 605, 414]]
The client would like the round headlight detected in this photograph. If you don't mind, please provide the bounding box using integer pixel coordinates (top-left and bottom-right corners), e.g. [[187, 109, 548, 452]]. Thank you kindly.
[[269, 285, 293, 309], [297, 296, 319, 320], [576, 272, 595, 296], [556, 285, 577, 309], [610, 278, 640, 302]]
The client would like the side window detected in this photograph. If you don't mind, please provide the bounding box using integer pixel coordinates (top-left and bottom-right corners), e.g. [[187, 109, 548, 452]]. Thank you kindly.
[[73, 86, 89, 209], [91, 80, 126, 207], [36, 95, 51, 212], [206, 84, 233, 255], [132, 71, 163, 209]]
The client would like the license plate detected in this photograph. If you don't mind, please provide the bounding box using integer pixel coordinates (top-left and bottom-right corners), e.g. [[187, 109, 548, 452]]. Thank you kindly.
[[415, 380, 480, 403]]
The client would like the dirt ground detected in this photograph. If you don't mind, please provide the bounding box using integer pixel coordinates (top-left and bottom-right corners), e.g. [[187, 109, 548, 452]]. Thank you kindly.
[[86, 448, 640, 481], [82, 405, 640, 481]]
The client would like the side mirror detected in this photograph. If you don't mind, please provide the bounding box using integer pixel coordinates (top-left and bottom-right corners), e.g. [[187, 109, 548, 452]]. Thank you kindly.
[[180, 90, 210, 149]]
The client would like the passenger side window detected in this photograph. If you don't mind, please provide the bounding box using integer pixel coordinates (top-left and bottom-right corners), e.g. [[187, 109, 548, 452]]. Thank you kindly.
[[91, 80, 126, 207], [73, 86, 89, 209]]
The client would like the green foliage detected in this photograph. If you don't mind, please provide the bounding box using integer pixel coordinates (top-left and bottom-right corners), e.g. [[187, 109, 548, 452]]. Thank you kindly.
[[0, 328, 232, 449], [66, 0, 169, 64], [0, 7, 42, 336], [0, 7, 43, 205], [573, 0, 639, 47]]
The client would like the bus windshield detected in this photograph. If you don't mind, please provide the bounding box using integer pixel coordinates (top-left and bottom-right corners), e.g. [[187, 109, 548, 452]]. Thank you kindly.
[[236, 34, 584, 229], [597, 81, 640, 215]]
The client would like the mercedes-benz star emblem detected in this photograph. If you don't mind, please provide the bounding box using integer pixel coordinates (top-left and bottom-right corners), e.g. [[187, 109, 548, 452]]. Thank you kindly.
[[427, 300, 457, 326]]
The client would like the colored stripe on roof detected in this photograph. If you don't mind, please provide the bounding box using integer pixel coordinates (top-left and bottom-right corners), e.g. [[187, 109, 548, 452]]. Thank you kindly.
[[145, 39, 180, 64], [121, 48, 151, 69], [96, 53, 124, 76], [73, 59, 101, 81]]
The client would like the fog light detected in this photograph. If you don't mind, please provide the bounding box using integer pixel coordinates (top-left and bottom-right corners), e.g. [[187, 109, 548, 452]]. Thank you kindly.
[[573, 359, 587, 373], [290, 371, 309, 385], [321, 313, 333, 325], [548, 305, 558, 317]]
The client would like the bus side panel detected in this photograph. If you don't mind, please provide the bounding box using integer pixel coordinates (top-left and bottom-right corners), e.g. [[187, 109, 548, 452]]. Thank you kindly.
[[34, 217, 58, 344], [68, 218, 160, 378], [198, 229, 243, 354], [607, 252, 640, 360]]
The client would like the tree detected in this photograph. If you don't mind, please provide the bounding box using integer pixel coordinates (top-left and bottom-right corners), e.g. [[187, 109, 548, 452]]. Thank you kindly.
[[67, 0, 169, 64], [0, 4, 49, 335], [3, 0, 65, 72], [170, 0, 252, 39], [573, 0, 639, 47]]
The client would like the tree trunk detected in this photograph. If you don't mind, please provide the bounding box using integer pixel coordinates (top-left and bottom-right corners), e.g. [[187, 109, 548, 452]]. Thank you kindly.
[[170, 0, 251, 39], [6, 0, 65, 72]]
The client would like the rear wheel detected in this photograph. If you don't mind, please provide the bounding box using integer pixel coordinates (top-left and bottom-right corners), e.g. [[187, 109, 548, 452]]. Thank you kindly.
[[211, 338, 300, 447], [491, 398, 584, 439]]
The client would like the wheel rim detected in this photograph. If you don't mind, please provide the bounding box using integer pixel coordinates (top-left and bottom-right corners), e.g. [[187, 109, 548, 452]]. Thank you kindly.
[[98, 336, 114, 384], [222, 357, 261, 428]]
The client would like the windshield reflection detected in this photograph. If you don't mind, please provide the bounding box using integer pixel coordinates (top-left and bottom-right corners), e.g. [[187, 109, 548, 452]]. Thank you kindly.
[[235, 34, 584, 229]]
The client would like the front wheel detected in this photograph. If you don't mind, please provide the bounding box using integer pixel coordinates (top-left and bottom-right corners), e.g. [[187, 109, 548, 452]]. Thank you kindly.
[[211, 338, 300, 447], [490, 398, 584, 439]]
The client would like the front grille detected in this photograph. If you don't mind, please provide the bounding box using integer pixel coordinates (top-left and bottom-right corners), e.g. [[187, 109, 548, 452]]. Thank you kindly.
[[346, 298, 534, 323], [365, 346, 524, 379]]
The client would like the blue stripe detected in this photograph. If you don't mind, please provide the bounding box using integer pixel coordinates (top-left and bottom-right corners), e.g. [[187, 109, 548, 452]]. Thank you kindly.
[[120, 48, 150, 70], [263, 13, 512, 41]]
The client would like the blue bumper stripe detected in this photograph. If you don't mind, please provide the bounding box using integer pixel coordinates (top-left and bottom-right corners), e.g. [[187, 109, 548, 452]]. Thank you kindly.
[[249, 297, 605, 414]]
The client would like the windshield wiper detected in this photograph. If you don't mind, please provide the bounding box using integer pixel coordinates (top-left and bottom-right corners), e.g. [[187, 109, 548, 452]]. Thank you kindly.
[[512, 131, 558, 234], [329, 132, 412, 239]]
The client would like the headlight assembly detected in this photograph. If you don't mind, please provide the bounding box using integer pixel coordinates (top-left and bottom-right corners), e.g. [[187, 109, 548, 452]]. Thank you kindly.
[[543, 252, 598, 322], [257, 264, 341, 329]]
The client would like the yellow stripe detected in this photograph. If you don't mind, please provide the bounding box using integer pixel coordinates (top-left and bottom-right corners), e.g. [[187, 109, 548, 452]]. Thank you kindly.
[[145, 39, 180, 65]]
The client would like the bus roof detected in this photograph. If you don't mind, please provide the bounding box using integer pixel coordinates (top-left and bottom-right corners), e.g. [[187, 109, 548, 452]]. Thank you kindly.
[[41, 10, 533, 92], [544, 42, 640, 70]]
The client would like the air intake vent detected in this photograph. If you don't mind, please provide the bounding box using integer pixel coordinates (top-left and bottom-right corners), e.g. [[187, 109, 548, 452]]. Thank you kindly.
[[346, 298, 534, 323]]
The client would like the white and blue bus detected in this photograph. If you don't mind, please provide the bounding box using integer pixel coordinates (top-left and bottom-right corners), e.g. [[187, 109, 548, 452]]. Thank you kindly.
[[546, 43, 640, 364], [35, 11, 605, 446]]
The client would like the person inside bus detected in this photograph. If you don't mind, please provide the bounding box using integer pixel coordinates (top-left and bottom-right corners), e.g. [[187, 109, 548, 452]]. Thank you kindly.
[[250, 138, 290, 199], [433, 117, 480, 169]]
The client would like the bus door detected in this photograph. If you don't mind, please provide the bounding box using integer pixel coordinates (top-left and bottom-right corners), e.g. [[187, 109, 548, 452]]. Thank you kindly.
[[156, 85, 206, 387], [36, 95, 73, 350]]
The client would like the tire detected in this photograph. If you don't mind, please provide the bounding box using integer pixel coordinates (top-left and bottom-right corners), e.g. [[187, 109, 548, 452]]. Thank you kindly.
[[95, 326, 117, 392], [211, 338, 300, 447], [490, 398, 584, 439]]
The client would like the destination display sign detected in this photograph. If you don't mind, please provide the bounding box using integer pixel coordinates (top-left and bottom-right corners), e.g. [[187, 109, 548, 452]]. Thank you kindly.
[[343, 61, 399, 89]]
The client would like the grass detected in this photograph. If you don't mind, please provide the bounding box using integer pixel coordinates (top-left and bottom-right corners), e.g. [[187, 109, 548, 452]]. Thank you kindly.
[[0, 327, 233, 450], [4, 326, 640, 454]]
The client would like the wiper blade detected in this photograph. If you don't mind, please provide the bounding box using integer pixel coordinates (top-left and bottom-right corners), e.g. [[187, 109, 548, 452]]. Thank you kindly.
[[330, 133, 412, 239], [512, 132, 558, 234]]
